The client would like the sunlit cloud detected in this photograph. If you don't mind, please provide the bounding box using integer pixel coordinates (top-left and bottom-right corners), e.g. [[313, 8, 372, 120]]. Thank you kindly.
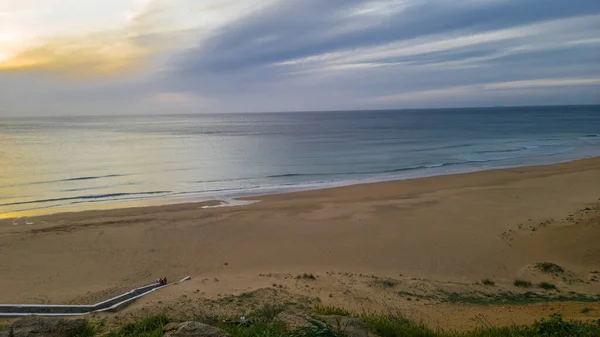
[[0, 35, 147, 76], [0, 0, 270, 77]]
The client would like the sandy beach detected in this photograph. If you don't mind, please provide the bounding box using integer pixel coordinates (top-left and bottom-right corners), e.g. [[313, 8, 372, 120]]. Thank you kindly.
[[1, 158, 599, 329]]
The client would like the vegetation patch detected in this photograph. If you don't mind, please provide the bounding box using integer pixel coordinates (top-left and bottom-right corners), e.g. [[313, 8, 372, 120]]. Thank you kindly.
[[481, 279, 495, 286], [514, 279, 533, 288], [436, 289, 600, 305], [223, 322, 287, 337], [373, 278, 398, 288], [38, 308, 600, 337], [105, 314, 169, 337], [313, 304, 352, 317], [361, 312, 600, 337], [361, 311, 432, 337], [538, 282, 557, 290], [535, 262, 565, 275], [248, 303, 285, 322], [296, 273, 317, 280], [293, 318, 347, 337]]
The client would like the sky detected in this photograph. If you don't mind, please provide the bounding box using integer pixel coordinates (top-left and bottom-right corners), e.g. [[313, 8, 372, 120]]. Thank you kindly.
[[0, 0, 599, 116]]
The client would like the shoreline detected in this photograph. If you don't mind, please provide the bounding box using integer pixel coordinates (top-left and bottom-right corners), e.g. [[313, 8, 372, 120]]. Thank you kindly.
[[1, 157, 599, 329], [3, 155, 599, 221]]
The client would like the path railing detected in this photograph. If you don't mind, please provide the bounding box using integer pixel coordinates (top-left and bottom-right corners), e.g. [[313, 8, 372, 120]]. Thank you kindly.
[[0, 276, 191, 317]]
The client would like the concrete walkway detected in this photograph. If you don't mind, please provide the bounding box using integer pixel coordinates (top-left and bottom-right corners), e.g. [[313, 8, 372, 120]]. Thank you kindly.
[[0, 276, 190, 317]]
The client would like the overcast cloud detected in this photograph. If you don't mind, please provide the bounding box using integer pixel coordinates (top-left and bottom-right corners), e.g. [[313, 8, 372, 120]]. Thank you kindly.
[[1, 0, 599, 116]]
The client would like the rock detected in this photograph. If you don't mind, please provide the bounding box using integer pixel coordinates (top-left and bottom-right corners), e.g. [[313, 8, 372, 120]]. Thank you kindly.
[[317, 315, 376, 337], [163, 321, 231, 337], [163, 322, 184, 334], [273, 308, 312, 330], [0, 329, 11, 337], [274, 309, 376, 337], [11, 317, 86, 337]]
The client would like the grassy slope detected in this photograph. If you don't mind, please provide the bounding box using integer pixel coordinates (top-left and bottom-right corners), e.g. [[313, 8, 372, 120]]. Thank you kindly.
[[71, 304, 600, 337]]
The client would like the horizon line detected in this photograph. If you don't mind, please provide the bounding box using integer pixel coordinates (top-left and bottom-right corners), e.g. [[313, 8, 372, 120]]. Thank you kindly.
[[1, 103, 599, 119]]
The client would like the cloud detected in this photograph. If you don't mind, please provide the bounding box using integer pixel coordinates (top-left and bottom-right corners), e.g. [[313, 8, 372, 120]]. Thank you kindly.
[[376, 77, 600, 102], [1, 0, 600, 116], [161, 0, 600, 110], [0, 34, 147, 76], [0, 0, 200, 76], [174, 0, 600, 74]]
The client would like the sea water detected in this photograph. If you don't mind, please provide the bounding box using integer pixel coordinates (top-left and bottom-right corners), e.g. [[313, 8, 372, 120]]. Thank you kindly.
[[1, 105, 599, 218]]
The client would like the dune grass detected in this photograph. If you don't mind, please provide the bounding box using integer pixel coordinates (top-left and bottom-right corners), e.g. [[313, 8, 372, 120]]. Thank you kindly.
[[538, 282, 557, 290], [296, 273, 317, 280], [103, 314, 168, 337], [312, 304, 352, 317], [82, 306, 600, 337], [513, 279, 533, 288], [481, 279, 495, 286]]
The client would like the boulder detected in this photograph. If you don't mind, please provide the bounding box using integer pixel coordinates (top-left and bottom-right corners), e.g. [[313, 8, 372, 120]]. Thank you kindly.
[[317, 315, 376, 337], [273, 308, 312, 330], [163, 321, 231, 337], [11, 317, 86, 337]]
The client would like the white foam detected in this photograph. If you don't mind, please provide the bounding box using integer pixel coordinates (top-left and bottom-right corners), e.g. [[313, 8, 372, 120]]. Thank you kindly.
[[201, 199, 260, 209]]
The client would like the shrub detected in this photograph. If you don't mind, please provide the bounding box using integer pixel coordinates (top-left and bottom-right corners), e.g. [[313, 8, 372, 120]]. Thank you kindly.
[[514, 279, 532, 288], [481, 279, 495, 286], [296, 273, 317, 280], [535, 262, 565, 274], [538, 282, 557, 290], [373, 279, 397, 288], [313, 305, 352, 317], [531, 313, 599, 336]]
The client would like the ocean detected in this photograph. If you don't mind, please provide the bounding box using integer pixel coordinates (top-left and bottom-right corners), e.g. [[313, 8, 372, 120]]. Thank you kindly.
[[1, 105, 599, 218]]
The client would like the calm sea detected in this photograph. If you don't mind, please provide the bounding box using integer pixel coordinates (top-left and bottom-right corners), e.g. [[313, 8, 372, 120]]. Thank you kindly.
[[1, 105, 599, 218]]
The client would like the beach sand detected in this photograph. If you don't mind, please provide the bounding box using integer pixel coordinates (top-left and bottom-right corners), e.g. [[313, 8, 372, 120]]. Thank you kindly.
[[1, 158, 599, 329]]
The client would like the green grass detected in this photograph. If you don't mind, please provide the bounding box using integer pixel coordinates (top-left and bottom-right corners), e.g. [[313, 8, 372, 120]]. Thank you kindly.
[[361, 311, 436, 337], [313, 304, 352, 317], [361, 312, 600, 337], [514, 279, 533, 288], [224, 322, 288, 337], [71, 320, 97, 337], [538, 282, 557, 290], [30, 309, 599, 337], [104, 314, 169, 337], [481, 279, 495, 286]]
